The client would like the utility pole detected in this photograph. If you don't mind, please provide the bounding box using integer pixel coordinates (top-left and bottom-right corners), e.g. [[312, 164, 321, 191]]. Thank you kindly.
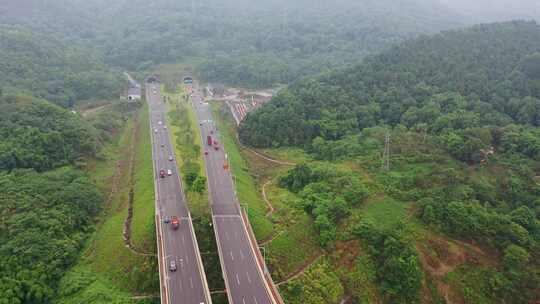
[[382, 130, 390, 171]]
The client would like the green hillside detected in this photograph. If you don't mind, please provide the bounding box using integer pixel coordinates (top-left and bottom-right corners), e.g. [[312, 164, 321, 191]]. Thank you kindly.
[[239, 21, 540, 303], [0, 25, 121, 107]]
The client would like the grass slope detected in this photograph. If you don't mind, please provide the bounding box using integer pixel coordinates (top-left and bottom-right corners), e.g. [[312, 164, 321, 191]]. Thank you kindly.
[[57, 103, 158, 303]]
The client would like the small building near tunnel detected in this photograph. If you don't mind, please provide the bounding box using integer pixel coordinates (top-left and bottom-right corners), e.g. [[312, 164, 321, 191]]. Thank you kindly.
[[127, 86, 141, 101]]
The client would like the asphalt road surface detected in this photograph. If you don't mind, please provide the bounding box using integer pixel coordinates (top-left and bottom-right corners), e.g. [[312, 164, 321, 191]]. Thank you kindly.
[[188, 84, 276, 304], [146, 82, 210, 304]]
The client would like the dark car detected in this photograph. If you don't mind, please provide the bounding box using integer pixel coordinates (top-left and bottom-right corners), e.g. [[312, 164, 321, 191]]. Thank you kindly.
[[163, 216, 170, 224]]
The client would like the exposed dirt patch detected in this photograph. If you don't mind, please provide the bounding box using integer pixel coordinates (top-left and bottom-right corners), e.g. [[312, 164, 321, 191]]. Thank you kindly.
[[332, 240, 361, 271], [417, 236, 497, 303]]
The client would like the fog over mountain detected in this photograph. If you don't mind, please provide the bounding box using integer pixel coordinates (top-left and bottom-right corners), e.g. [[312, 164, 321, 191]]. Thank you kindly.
[[438, 0, 540, 22]]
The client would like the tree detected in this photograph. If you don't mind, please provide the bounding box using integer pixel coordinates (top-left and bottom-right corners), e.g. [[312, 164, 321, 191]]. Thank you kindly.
[[192, 176, 207, 193]]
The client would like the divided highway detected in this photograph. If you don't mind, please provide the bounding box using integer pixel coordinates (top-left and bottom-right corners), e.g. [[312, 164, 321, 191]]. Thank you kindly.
[[188, 82, 283, 304], [146, 81, 211, 304]]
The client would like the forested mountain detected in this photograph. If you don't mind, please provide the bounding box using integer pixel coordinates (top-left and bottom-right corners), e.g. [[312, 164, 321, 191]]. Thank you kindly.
[[99, 0, 464, 88], [0, 25, 122, 107], [0, 95, 100, 171], [1, 0, 466, 89], [0, 168, 103, 303], [240, 21, 540, 149], [240, 20, 540, 302]]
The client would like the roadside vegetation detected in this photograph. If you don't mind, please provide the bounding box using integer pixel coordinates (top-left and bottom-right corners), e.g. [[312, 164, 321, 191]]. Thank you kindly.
[[0, 88, 158, 303], [56, 102, 158, 303], [238, 21, 540, 303]]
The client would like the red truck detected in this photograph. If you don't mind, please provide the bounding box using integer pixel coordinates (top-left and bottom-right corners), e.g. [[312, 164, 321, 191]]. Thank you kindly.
[[159, 169, 166, 178], [207, 135, 212, 146], [171, 216, 179, 230]]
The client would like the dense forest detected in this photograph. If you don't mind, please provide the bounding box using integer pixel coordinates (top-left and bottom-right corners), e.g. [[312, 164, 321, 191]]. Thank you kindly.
[[1, 0, 466, 89], [0, 168, 102, 303], [0, 5, 137, 298], [0, 25, 122, 107], [0, 95, 100, 171], [240, 21, 540, 148], [241, 20, 540, 302], [0, 96, 142, 303], [95, 0, 464, 88]]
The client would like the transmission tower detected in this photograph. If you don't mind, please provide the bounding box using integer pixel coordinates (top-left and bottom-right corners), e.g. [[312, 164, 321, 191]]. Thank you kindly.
[[382, 131, 390, 171]]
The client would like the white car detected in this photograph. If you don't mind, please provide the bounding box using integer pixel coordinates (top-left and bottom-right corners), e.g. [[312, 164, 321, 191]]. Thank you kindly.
[[167, 169, 172, 176], [154, 128, 158, 133], [168, 156, 173, 161], [164, 126, 167, 129], [158, 121, 162, 125], [169, 260, 177, 272]]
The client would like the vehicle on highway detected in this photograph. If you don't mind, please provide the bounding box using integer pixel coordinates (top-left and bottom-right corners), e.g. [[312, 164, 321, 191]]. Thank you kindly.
[[168, 155, 173, 161], [159, 169, 166, 178], [214, 145, 219, 151], [154, 128, 158, 133], [164, 126, 167, 129], [171, 216, 179, 230], [207, 135, 212, 146], [161, 143, 165, 147], [169, 260, 177, 272], [167, 169, 172, 176], [204, 151, 208, 155], [210, 130, 214, 134], [158, 121, 162, 125], [163, 216, 170, 223]]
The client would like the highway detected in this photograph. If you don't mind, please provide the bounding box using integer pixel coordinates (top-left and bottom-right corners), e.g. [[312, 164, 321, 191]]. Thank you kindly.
[[146, 80, 211, 304], [187, 82, 280, 304]]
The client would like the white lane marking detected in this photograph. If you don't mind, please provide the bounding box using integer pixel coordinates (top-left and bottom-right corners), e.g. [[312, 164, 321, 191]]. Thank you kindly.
[[179, 279, 183, 292], [240, 250, 245, 260], [246, 271, 252, 284], [214, 215, 242, 219], [190, 277, 194, 289], [242, 298, 246, 304], [182, 235, 185, 246], [253, 296, 259, 304], [230, 251, 234, 261], [236, 273, 240, 286]]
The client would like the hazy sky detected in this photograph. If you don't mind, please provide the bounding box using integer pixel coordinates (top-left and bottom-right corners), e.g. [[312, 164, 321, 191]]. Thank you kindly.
[[438, 0, 540, 22]]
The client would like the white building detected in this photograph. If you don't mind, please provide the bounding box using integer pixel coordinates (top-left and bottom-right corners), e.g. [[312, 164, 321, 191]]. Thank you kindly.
[[127, 86, 141, 101]]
